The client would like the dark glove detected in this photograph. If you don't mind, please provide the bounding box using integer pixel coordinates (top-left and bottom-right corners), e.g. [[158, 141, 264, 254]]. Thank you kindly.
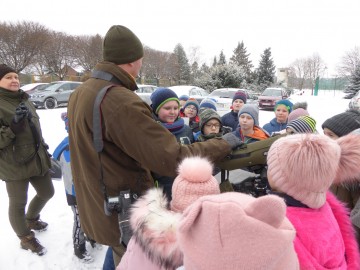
[[222, 132, 244, 149], [222, 125, 233, 135], [13, 102, 32, 124]]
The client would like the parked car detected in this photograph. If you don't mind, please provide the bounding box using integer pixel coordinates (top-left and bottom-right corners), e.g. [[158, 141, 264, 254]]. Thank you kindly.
[[21, 83, 49, 95], [29, 81, 82, 109], [168, 85, 209, 104], [208, 88, 258, 114], [349, 91, 360, 110], [258, 87, 289, 110], [135, 84, 158, 105]]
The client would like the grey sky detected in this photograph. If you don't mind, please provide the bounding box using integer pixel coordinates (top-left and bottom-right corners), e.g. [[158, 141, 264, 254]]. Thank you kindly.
[[3, 0, 360, 75]]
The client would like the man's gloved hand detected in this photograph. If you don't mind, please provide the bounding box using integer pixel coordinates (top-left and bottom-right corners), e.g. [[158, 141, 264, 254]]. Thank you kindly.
[[13, 102, 32, 124], [222, 132, 244, 149], [222, 125, 233, 135]]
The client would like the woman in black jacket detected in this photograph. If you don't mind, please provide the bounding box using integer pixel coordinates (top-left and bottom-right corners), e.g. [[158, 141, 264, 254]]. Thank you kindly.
[[0, 64, 54, 256]]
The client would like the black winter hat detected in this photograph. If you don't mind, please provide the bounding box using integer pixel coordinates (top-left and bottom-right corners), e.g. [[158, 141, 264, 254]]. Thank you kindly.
[[322, 109, 360, 137], [103, 25, 144, 65], [150, 88, 180, 114], [0, 64, 16, 80]]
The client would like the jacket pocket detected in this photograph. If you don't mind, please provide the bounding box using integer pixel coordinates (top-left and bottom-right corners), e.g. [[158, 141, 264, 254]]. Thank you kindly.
[[12, 142, 37, 164]]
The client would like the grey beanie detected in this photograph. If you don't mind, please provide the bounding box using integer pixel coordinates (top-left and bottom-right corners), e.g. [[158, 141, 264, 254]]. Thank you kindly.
[[238, 104, 259, 126], [103, 25, 144, 64]]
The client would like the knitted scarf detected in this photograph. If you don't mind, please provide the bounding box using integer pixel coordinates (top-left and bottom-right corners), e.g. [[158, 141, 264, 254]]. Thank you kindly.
[[158, 117, 186, 136]]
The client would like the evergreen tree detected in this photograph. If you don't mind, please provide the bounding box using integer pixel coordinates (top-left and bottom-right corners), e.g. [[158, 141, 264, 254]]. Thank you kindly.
[[190, 61, 200, 83], [230, 41, 253, 82], [212, 56, 217, 67], [194, 63, 245, 90], [173, 43, 191, 84], [256, 47, 276, 85], [218, 50, 226, 65], [347, 64, 360, 93]]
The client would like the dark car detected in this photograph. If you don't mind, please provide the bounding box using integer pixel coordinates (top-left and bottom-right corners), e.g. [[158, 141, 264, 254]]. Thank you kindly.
[[258, 87, 289, 110], [29, 81, 82, 109]]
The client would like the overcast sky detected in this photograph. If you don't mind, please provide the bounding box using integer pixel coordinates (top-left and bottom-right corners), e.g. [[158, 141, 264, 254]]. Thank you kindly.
[[3, 0, 360, 75]]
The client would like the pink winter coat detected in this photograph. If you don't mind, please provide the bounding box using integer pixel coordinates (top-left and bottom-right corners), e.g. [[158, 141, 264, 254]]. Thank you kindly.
[[286, 192, 360, 270], [117, 188, 183, 270]]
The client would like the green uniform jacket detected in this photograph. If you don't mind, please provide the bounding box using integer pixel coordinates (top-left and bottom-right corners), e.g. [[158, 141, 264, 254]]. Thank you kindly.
[[67, 61, 231, 246], [0, 88, 51, 181]]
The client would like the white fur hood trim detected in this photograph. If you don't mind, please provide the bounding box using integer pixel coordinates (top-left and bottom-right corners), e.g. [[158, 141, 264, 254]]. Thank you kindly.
[[130, 188, 183, 269]]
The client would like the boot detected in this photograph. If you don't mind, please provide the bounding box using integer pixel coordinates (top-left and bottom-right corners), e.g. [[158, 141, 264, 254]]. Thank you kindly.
[[74, 243, 94, 263], [26, 216, 48, 232], [20, 231, 47, 256]]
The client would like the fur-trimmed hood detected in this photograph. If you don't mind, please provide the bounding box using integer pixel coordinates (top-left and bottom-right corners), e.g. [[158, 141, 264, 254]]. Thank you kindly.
[[130, 188, 183, 269]]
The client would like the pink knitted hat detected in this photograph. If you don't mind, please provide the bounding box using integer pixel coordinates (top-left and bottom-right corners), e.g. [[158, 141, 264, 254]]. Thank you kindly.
[[287, 108, 309, 123], [170, 157, 220, 213], [177, 192, 299, 270], [267, 134, 341, 208]]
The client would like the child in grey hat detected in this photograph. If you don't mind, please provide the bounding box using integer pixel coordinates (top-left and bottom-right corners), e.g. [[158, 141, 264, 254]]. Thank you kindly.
[[231, 104, 269, 144]]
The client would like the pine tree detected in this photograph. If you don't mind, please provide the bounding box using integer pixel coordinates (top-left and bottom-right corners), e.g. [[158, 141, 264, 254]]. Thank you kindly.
[[173, 43, 191, 84], [212, 56, 217, 67], [218, 50, 226, 65], [230, 41, 253, 82], [347, 64, 360, 93], [256, 47, 276, 85]]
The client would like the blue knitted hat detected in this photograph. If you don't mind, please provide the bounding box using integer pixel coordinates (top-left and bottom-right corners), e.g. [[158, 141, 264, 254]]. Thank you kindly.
[[150, 88, 180, 114], [274, 99, 293, 113], [179, 95, 190, 101], [238, 104, 259, 126], [200, 98, 217, 111]]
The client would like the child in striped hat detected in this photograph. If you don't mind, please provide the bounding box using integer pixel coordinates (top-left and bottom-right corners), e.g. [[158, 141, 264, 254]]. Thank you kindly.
[[286, 115, 317, 134]]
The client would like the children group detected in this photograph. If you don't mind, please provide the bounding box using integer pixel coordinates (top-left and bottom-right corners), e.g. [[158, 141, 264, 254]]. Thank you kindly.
[[54, 86, 360, 269]]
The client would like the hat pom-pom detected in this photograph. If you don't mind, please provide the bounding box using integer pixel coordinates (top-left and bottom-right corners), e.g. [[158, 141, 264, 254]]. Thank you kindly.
[[177, 157, 213, 183]]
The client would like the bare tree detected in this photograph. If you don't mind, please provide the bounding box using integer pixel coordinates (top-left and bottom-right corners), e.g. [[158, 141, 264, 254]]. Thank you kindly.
[[187, 46, 203, 65], [41, 31, 76, 80], [141, 46, 178, 85], [306, 53, 327, 90], [337, 46, 360, 78], [288, 58, 309, 90], [0, 21, 49, 72], [73, 34, 103, 72]]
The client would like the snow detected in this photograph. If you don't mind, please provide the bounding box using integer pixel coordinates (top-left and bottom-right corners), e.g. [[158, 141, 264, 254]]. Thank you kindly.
[[0, 90, 350, 269]]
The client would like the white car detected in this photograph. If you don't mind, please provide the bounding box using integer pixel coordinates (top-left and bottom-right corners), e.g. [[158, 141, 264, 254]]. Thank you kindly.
[[135, 84, 158, 105], [208, 88, 258, 114], [168, 85, 209, 104]]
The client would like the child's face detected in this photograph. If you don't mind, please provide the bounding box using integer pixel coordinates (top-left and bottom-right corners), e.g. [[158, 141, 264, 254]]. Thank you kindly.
[[203, 119, 221, 135], [232, 99, 245, 112], [275, 105, 289, 123], [184, 105, 197, 118], [323, 128, 339, 140], [239, 113, 254, 132], [158, 100, 179, 123]]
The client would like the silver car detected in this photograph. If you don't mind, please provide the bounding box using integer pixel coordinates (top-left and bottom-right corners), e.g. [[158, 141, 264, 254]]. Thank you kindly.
[[29, 81, 82, 109]]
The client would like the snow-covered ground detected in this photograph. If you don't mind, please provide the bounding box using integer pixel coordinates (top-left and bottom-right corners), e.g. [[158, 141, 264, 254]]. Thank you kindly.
[[0, 90, 351, 269]]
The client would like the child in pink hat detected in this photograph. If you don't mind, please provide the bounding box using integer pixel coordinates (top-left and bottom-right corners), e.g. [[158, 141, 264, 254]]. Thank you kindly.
[[177, 192, 299, 270], [267, 133, 360, 269], [117, 156, 220, 270]]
